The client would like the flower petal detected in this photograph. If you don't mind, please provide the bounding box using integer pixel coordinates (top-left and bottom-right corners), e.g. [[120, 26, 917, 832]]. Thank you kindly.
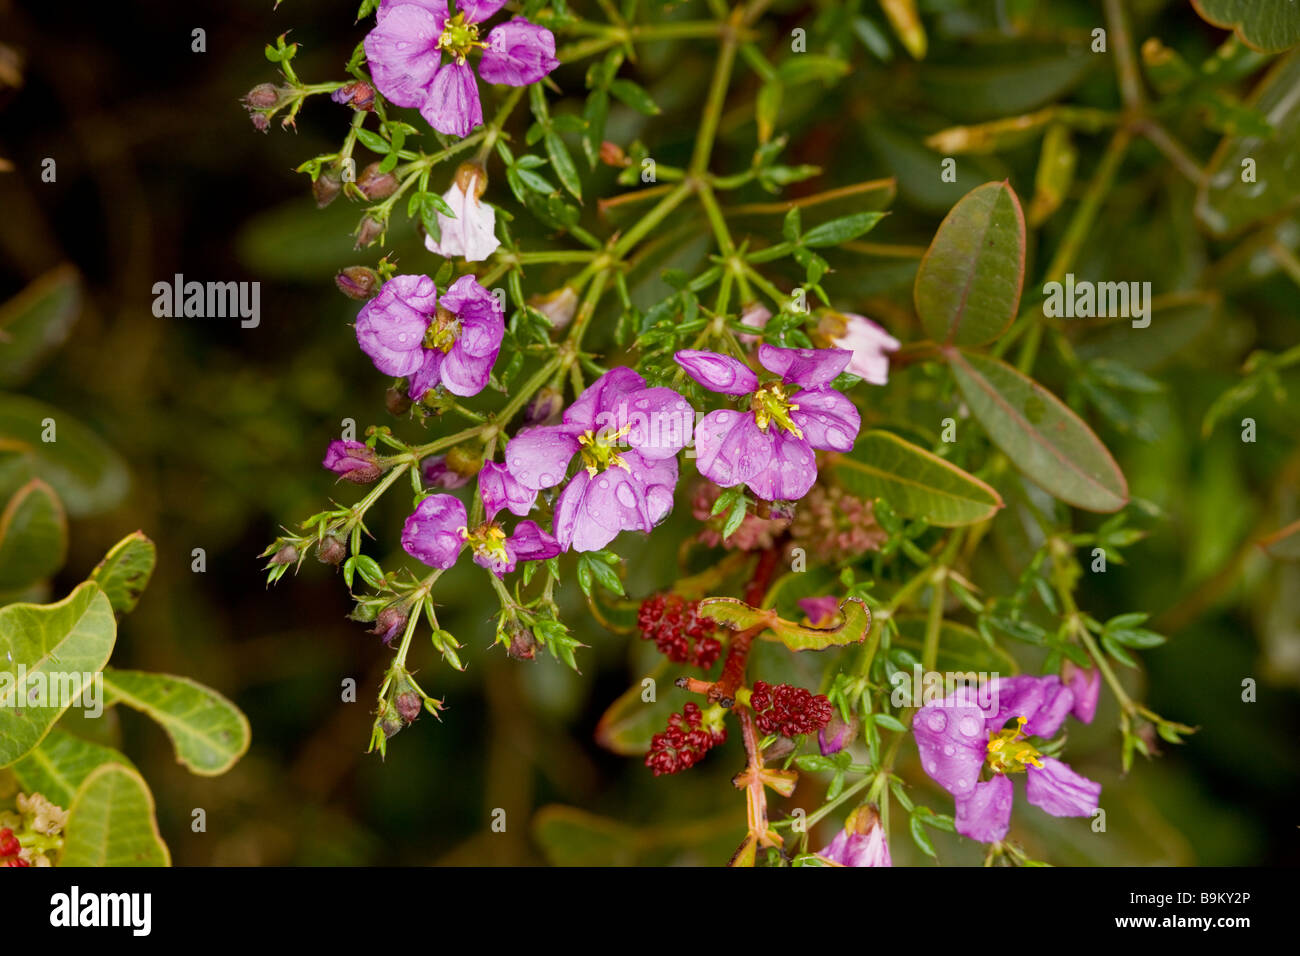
[[420, 61, 483, 137], [790, 387, 860, 452], [507, 519, 562, 563], [987, 675, 1073, 738], [564, 366, 647, 429], [757, 344, 851, 388], [674, 350, 759, 395], [356, 274, 436, 377], [365, 4, 445, 108], [615, 387, 694, 460], [584, 466, 652, 535], [832, 313, 899, 386], [694, 410, 774, 489], [624, 450, 678, 525], [440, 343, 494, 396], [912, 701, 988, 798], [455, 0, 505, 23], [744, 428, 817, 501], [1066, 666, 1100, 724], [425, 180, 499, 261], [1025, 757, 1101, 818], [478, 461, 536, 520], [954, 775, 1014, 843], [504, 425, 582, 490], [377, 0, 448, 24], [478, 18, 559, 86], [401, 494, 466, 569], [408, 348, 444, 401], [554, 471, 613, 551]]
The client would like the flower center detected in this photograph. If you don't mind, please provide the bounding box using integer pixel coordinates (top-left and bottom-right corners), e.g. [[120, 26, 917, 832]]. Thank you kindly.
[[750, 381, 803, 438], [985, 717, 1043, 775], [578, 425, 632, 476], [463, 522, 509, 563], [424, 307, 460, 353], [437, 13, 483, 63]]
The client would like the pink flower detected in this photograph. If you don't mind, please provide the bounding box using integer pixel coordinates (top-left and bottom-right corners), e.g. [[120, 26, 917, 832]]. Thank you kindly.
[[821, 312, 899, 385], [818, 806, 891, 866], [424, 164, 499, 261]]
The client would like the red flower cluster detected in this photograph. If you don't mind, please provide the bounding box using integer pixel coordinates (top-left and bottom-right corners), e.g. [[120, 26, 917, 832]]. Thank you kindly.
[[636, 594, 722, 668], [749, 681, 833, 737], [0, 828, 27, 867], [645, 703, 726, 776]]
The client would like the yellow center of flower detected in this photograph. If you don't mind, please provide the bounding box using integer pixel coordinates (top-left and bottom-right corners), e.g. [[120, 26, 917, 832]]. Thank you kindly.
[[985, 717, 1043, 774], [437, 13, 484, 63], [750, 381, 803, 438], [578, 425, 632, 476], [462, 522, 509, 563], [424, 307, 460, 353]]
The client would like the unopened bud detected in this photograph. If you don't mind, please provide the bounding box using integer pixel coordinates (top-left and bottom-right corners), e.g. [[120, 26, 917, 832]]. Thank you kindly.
[[354, 215, 384, 248], [322, 439, 383, 484], [314, 169, 343, 208], [270, 544, 299, 566], [524, 386, 564, 426], [395, 691, 422, 724], [331, 80, 375, 112], [453, 161, 488, 198], [243, 83, 284, 110], [369, 605, 408, 645], [507, 626, 537, 661], [385, 386, 412, 417], [249, 113, 270, 133], [528, 286, 579, 330], [421, 453, 473, 489], [336, 265, 380, 300], [356, 162, 399, 201], [316, 535, 346, 566], [445, 443, 484, 480]]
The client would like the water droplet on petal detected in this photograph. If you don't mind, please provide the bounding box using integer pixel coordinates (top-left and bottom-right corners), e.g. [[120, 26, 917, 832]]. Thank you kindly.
[[926, 712, 948, 733], [958, 716, 980, 737]]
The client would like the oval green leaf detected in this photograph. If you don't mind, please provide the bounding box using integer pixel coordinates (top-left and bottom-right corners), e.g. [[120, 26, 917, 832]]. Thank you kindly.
[[946, 348, 1128, 512], [101, 669, 250, 776], [832, 430, 1003, 526], [915, 181, 1025, 346], [11, 729, 135, 808], [0, 394, 129, 517], [89, 531, 157, 617], [0, 582, 117, 767], [0, 478, 67, 591], [59, 763, 170, 867], [1190, 0, 1300, 53], [0, 266, 82, 388]]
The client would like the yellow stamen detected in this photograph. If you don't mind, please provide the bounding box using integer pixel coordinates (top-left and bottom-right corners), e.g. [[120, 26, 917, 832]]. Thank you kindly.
[[985, 716, 1044, 774]]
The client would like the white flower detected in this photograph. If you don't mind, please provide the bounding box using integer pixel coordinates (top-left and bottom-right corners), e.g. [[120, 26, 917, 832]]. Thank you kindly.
[[424, 163, 500, 262], [829, 312, 899, 386]]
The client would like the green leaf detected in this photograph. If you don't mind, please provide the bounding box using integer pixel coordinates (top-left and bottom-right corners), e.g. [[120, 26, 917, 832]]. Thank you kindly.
[[0, 582, 117, 766], [700, 597, 873, 652], [946, 349, 1128, 512], [594, 663, 680, 755], [0, 394, 129, 518], [910, 812, 938, 859], [608, 78, 660, 115], [354, 127, 390, 154], [802, 211, 886, 247], [0, 478, 67, 591], [0, 265, 82, 388], [11, 730, 134, 808], [101, 669, 250, 776], [1195, 50, 1300, 236], [545, 131, 582, 201], [59, 764, 171, 867], [89, 531, 156, 617], [914, 181, 1025, 346], [1190, 0, 1300, 53], [532, 805, 639, 866], [697, 596, 771, 630], [832, 430, 1002, 527]]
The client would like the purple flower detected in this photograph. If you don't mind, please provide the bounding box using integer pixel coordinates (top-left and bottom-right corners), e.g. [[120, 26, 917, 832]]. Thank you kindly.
[[676, 345, 861, 502], [1064, 662, 1101, 724], [401, 461, 560, 577], [797, 595, 841, 627], [322, 440, 383, 483], [817, 712, 858, 756], [355, 273, 503, 400], [364, 0, 559, 138], [422, 454, 473, 489], [818, 805, 891, 867], [504, 367, 694, 552], [912, 675, 1101, 844]]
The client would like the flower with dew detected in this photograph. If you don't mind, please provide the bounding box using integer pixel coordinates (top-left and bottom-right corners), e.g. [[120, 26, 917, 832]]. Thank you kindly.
[[504, 367, 694, 552], [818, 805, 891, 867], [912, 674, 1101, 844], [355, 273, 503, 401], [817, 311, 899, 386], [401, 461, 559, 577], [425, 163, 499, 261], [675, 345, 862, 503], [364, 0, 559, 138], [322, 440, 383, 484]]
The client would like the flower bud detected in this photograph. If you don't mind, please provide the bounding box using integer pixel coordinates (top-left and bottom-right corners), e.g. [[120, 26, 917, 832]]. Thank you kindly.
[[444, 443, 484, 481], [385, 386, 412, 417], [354, 215, 384, 249], [356, 162, 399, 201], [818, 713, 859, 756], [335, 265, 380, 300], [316, 535, 346, 565], [421, 454, 473, 489], [395, 691, 422, 724], [322, 439, 383, 484], [524, 386, 564, 426], [453, 161, 488, 199], [528, 286, 578, 330], [269, 544, 298, 566], [243, 83, 284, 110], [369, 605, 408, 645], [331, 80, 375, 112], [313, 169, 343, 208], [819, 804, 891, 867], [506, 625, 537, 661], [599, 141, 628, 167]]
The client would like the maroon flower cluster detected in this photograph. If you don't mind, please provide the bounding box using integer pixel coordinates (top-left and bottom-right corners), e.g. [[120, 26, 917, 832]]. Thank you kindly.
[[749, 681, 834, 737], [0, 828, 27, 867], [636, 594, 722, 668], [645, 703, 726, 776]]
